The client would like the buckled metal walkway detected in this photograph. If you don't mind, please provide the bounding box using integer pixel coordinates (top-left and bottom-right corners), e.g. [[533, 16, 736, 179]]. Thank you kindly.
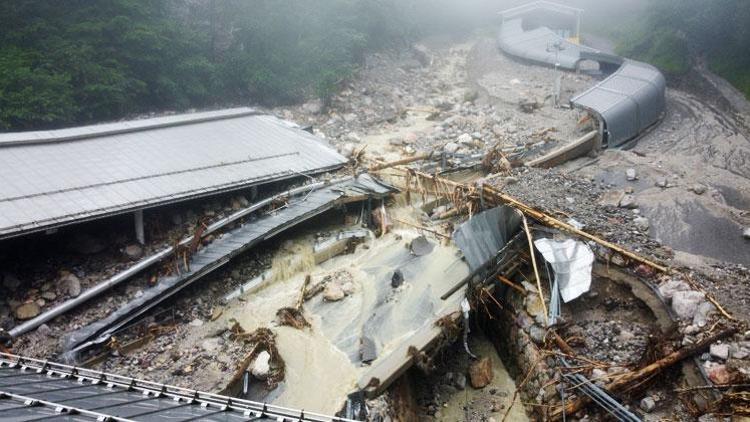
[[0, 353, 353, 421]]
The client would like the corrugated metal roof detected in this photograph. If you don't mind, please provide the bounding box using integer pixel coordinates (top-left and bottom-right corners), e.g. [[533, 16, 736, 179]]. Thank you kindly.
[[571, 60, 665, 147], [0, 353, 352, 421], [453, 206, 521, 271], [0, 108, 347, 239], [497, 4, 666, 148]]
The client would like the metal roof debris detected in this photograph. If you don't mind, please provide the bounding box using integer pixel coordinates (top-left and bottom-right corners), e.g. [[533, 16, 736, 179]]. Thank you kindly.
[[0, 108, 347, 240], [571, 60, 666, 147], [63, 174, 394, 360], [452, 206, 522, 271]]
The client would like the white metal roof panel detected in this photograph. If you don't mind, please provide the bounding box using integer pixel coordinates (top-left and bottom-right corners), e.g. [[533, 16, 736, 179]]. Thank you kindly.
[[571, 61, 665, 147], [0, 108, 347, 239], [498, 18, 596, 70]]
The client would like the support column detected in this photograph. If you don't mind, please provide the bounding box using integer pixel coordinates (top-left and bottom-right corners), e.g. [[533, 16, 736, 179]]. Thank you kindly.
[[134, 210, 145, 245]]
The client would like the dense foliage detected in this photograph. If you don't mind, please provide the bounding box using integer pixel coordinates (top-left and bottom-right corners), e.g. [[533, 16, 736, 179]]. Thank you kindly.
[[614, 0, 750, 97], [0, 0, 416, 130]]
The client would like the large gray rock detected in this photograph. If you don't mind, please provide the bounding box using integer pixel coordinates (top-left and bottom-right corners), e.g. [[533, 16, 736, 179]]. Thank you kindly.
[[626, 168, 637, 181], [640, 396, 656, 412], [693, 301, 716, 327], [444, 142, 460, 154], [633, 216, 650, 232], [658, 279, 691, 301], [671, 291, 705, 320], [710, 343, 730, 360], [618, 194, 638, 209]]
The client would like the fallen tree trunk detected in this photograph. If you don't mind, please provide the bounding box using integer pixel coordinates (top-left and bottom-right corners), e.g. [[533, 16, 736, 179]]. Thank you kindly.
[[405, 169, 669, 273], [550, 327, 738, 420], [369, 153, 431, 171]]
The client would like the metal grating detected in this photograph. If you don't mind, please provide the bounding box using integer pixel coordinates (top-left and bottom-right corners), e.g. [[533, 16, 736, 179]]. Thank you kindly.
[[0, 353, 353, 421]]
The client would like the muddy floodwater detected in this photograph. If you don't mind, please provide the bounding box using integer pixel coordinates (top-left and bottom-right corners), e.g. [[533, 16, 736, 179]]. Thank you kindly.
[[210, 209, 524, 416]]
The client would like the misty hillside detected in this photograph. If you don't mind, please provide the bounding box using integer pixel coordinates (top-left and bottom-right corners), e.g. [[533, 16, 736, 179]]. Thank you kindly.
[[1, 0, 748, 131]]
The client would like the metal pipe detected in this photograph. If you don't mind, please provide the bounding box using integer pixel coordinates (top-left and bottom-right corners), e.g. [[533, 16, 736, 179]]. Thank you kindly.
[[8, 176, 354, 338]]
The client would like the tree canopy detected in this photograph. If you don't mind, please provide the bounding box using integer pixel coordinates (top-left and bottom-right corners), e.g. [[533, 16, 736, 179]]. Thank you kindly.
[[0, 0, 416, 130], [615, 0, 750, 96]]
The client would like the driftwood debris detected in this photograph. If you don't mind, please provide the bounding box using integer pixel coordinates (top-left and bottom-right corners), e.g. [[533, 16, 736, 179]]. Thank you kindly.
[[550, 327, 738, 420], [402, 169, 669, 273]]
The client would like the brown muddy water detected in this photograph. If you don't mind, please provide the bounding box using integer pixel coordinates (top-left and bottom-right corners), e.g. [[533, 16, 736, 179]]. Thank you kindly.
[[209, 204, 526, 417]]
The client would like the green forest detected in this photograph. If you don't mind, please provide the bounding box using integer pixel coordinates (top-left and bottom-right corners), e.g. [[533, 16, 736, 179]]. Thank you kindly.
[[613, 0, 750, 96], [0, 0, 418, 130], [1, 0, 749, 131]]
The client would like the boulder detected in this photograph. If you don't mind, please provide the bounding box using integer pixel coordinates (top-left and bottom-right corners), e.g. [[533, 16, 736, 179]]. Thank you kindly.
[[710, 343, 730, 360], [626, 168, 637, 181], [658, 279, 691, 301], [743, 227, 750, 240], [618, 195, 638, 209], [640, 396, 656, 412], [688, 184, 706, 195], [58, 272, 82, 298], [671, 291, 705, 320], [469, 356, 493, 388], [36, 323, 53, 337], [251, 351, 271, 380], [391, 269, 405, 288], [323, 283, 345, 301], [444, 142, 460, 154], [693, 301, 716, 327], [457, 133, 473, 145], [14, 303, 40, 320], [124, 244, 143, 260], [633, 216, 650, 232]]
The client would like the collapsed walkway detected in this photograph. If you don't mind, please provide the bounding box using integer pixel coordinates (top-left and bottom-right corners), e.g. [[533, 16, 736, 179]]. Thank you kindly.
[[498, 1, 666, 147]]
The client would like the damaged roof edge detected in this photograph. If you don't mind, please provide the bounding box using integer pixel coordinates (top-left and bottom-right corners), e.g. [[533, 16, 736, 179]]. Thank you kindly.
[[0, 163, 345, 242], [62, 174, 395, 359], [0, 108, 261, 146]]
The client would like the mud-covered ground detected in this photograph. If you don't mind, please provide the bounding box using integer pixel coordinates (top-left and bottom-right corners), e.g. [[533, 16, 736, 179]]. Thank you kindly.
[[3, 30, 750, 421]]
